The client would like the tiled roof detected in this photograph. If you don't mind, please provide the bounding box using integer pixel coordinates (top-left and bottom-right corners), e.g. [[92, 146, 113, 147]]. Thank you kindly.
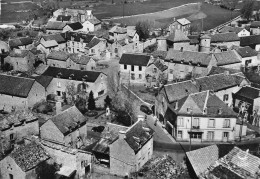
[[127, 29, 136, 37], [207, 66, 242, 76], [235, 46, 258, 58], [10, 142, 49, 172], [166, 30, 190, 42], [151, 50, 168, 59], [46, 21, 66, 30], [125, 120, 153, 153], [250, 21, 260, 28], [213, 50, 241, 66], [177, 18, 191, 25], [119, 53, 150, 66], [240, 35, 260, 47], [0, 110, 37, 130], [166, 49, 213, 67], [9, 50, 30, 58], [152, 58, 168, 72], [69, 54, 92, 65], [235, 86, 260, 100], [87, 18, 101, 25], [56, 15, 71, 21], [0, 74, 35, 98], [42, 34, 66, 44], [40, 40, 58, 48], [66, 32, 96, 43], [47, 50, 70, 61], [219, 26, 244, 34], [9, 37, 33, 48], [42, 66, 104, 82], [50, 106, 87, 135], [188, 35, 200, 44], [66, 22, 83, 31], [86, 38, 100, 48], [209, 32, 240, 43], [32, 75, 53, 88]]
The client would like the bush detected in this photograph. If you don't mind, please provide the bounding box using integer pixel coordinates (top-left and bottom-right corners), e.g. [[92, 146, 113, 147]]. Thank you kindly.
[[2, 63, 13, 72], [86, 111, 98, 117], [115, 110, 132, 126], [33, 100, 53, 114]]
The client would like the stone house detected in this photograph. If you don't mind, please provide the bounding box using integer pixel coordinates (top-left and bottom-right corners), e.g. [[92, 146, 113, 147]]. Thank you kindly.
[[56, 15, 72, 23], [40, 33, 67, 51], [4, 49, 35, 72], [109, 26, 139, 42], [46, 21, 67, 34], [119, 53, 150, 84], [218, 26, 250, 37], [165, 49, 217, 80], [82, 18, 101, 32], [162, 90, 238, 142], [155, 72, 249, 124], [46, 50, 70, 67], [0, 75, 46, 112], [213, 50, 242, 69], [63, 22, 83, 33], [37, 40, 59, 55], [85, 38, 107, 58], [8, 37, 33, 50], [66, 32, 96, 54], [168, 18, 191, 36], [250, 21, 260, 35], [209, 32, 240, 49], [41, 106, 87, 148], [166, 30, 191, 51], [240, 35, 260, 51], [69, 54, 96, 71], [42, 66, 107, 99], [145, 57, 168, 87], [110, 118, 153, 177], [110, 38, 140, 57], [235, 46, 259, 68], [0, 142, 50, 179], [0, 111, 39, 154]]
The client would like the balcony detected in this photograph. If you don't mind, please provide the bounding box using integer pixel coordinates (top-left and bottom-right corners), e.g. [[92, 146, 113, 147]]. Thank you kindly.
[[192, 126, 200, 129]]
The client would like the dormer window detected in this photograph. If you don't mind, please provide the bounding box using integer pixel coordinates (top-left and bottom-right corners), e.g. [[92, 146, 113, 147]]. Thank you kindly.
[[197, 62, 201, 66], [181, 59, 184, 64], [57, 72, 62, 78], [69, 74, 74, 80], [189, 60, 192, 65], [203, 107, 207, 115]]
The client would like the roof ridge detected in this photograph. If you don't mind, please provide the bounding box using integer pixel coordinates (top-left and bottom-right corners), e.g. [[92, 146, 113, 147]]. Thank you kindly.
[[164, 80, 192, 87], [0, 74, 35, 81]]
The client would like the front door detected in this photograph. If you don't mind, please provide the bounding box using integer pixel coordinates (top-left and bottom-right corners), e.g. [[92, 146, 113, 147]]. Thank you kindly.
[[223, 132, 229, 142]]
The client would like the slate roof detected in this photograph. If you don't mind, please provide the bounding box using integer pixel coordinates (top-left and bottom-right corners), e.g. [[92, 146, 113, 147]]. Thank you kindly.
[[66, 32, 96, 43], [153, 59, 168, 72], [0, 75, 35, 98], [219, 26, 245, 34], [40, 40, 58, 48], [66, 22, 83, 31], [42, 34, 66, 44], [69, 54, 92, 65], [240, 35, 260, 47], [235, 86, 260, 100], [57, 15, 71, 21], [0, 110, 37, 130], [50, 106, 87, 135], [119, 53, 150, 66], [163, 73, 246, 103], [42, 66, 104, 83], [235, 46, 258, 58], [209, 32, 240, 43], [177, 18, 191, 25], [166, 49, 213, 67], [87, 18, 101, 25], [250, 21, 260, 28], [32, 75, 53, 88], [86, 38, 101, 48], [46, 21, 66, 30], [9, 37, 33, 48], [10, 142, 49, 172], [47, 50, 70, 61], [125, 120, 153, 153], [207, 66, 242, 76], [213, 50, 241, 66], [166, 30, 190, 42]]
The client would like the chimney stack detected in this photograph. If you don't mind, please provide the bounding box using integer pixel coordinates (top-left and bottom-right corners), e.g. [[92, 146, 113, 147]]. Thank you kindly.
[[119, 130, 126, 139]]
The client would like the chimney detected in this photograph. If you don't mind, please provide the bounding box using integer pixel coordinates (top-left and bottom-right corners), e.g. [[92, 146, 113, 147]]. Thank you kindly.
[[175, 101, 178, 110], [56, 96, 63, 115], [218, 107, 223, 115], [224, 70, 229, 75], [119, 130, 126, 139]]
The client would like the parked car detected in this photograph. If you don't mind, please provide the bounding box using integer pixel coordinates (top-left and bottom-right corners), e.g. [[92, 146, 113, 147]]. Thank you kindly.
[[92, 126, 105, 133], [140, 105, 152, 115]]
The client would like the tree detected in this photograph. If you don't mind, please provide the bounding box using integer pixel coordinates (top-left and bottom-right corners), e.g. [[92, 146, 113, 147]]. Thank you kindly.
[[75, 97, 87, 113], [36, 161, 60, 179], [136, 21, 151, 40], [104, 95, 112, 108], [2, 63, 13, 72], [226, 0, 239, 10], [88, 91, 96, 110], [65, 82, 77, 104], [240, 0, 255, 21]]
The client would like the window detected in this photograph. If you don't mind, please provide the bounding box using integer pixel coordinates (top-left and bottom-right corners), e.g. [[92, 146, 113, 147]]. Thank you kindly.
[[81, 67, 84, 70], [131, 65, 134, 71], [177, 118, 184, 126], [208, 119, 215, 128], [124, 65, 127, 69], [223, 94, 229, 101], [131, 73, 135, 80], [190, 132, 202, 139], [57, 91, 61, 96], [169, 69, 174, 74], [139, 66, 142, 71], [207, 131, 214, 140], [223, 132, 229, 139], [98, 90, 104, 96], [115, 48, 118, 53], [139, 74, 142, 79], [91, 49, 95, 53], [245, 59, 252, 66], [223, 119, 230, 128], [178, 131, 183, 138], [57, 82, 61, 88], [10, 134, 14, 141], [192, 118, 199, 129], [153, 68, 157, 73], [9, 174, 13, 179]]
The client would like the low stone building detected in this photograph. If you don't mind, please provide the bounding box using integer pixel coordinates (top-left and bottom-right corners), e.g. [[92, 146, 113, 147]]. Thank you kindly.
[[8, 37, 33, 50], [46, 21, 67, 34], [63, 22, 83, 33], [240, 35, 260, 51], [82, 18, 101, 32], [0, 75, 46, 112], [218, 26, 250, 37], [235, 46, 260, 69], [168, 18, 191, 36], [40, 33, 67, 51], [37, 40, 59, 55], [85, 38, 106, 58]]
